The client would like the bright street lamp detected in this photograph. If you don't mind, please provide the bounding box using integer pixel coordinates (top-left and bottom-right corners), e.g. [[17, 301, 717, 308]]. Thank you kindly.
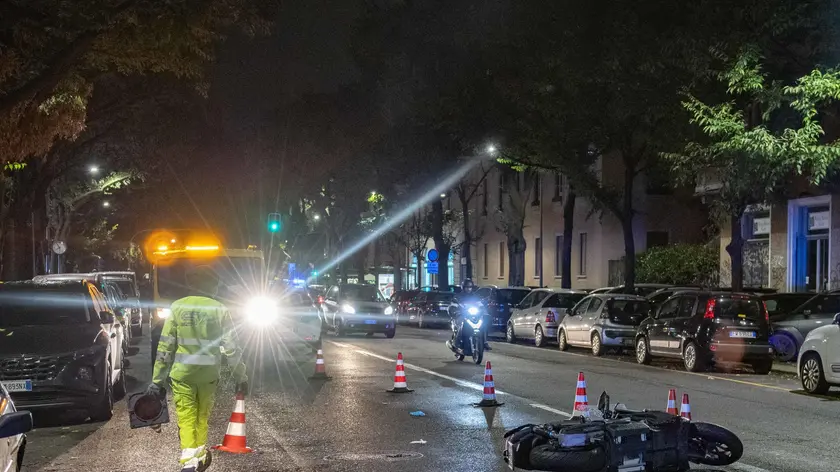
[[89, 165, 99, 175], [440, 193, 447, 198], [102, 201, 110, 208], [313, 214, 321, 221], [486, 144, 497, 155]]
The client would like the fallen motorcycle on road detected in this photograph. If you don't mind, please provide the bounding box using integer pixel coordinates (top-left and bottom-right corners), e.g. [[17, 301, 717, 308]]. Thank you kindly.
[[503, 391, 743, 472]]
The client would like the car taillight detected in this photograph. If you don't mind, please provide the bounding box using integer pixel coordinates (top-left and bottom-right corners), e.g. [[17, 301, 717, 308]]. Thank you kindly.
[[317, 296, 325, 304], [704, 299, 716, 320], [545, 311, 556, 323], [762, 301, 769, 323]]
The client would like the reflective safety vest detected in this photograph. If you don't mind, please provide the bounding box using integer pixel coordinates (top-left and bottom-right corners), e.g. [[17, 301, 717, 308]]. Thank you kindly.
[[152, 296, 243, 385]]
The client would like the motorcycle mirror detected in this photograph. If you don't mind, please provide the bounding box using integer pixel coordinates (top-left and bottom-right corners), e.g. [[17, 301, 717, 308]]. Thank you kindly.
[[597, 391, 610, 412]]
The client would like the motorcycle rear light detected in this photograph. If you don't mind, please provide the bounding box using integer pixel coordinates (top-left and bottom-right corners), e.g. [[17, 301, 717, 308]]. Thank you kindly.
[[704, 299, 717, 320], [545, 311, 556, 323]]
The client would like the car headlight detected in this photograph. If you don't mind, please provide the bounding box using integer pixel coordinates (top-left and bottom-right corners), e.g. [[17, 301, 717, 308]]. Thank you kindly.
[[246, 296, 279, 326], [76, 366, 94, 381], [384, 306, 394, 315], [341, 304, 356, 314], [156, 308, 171, 319], [467, 306, 479, 315]]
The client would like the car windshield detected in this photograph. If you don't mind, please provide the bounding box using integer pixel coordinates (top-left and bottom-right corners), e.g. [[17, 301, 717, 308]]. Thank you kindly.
[[105, 279, 137, 297], [157, 256, 264, 300], [785, 293, 840, 317], [0, 292, 91, 327], [341, 285, 386, 302], [426, 292, 454, 303], [606, 298, 651, 316], [498, 289, 530, 305], [716, 297, 763, 320], [543, 293, 586, 308]]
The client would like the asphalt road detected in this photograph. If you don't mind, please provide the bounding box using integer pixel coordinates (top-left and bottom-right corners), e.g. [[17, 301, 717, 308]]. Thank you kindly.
[[20, 325, 840, 472]]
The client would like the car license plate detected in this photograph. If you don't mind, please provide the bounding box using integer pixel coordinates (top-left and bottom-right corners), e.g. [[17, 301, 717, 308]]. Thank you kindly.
[[365, 320, 377, 325], [729, 331, 756, 338], [2, 380, 32, 392]]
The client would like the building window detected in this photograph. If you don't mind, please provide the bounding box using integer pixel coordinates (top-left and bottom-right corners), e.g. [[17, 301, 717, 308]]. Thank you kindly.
[[481, 178, 488, 215], [646, 231, 669, 248], [579, 233, 588, 276], [483, 244, 489, 278], [535, 237, 542, 277], [554, 235, 562, 276], [498, 172, 505, 211], [499, 241, 505, 277], [532, 173, 541, 206], [553, 173, 564, 202]]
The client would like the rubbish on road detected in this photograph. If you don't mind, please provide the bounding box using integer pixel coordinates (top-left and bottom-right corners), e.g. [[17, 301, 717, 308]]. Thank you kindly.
[[409, 411, 425, 417], [503, 390, 744, 471], [309, 348, 332, 381], [127, 391, 170, 429], [387, 352, 414, 393], [680, 394, 691, 420], [666, 388, 678, 415], [571, 371, 589, 417], [474, 361, 504, 407], [213, 392, 253, 454], [410, 439, 427, 444]]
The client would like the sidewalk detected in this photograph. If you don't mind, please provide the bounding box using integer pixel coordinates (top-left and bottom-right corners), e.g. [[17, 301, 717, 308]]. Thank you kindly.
[[773, 361, 797, 375]]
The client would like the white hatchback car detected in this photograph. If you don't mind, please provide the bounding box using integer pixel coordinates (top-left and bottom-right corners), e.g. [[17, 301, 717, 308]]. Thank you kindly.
[[0, 381, 32, 472], [797, 313, 840, 394]]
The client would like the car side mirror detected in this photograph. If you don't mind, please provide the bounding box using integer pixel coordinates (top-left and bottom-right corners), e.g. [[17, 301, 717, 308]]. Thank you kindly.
[[99, 311, 115, 324], [834, 313, 840, 325], [0, 411, 33, 438]]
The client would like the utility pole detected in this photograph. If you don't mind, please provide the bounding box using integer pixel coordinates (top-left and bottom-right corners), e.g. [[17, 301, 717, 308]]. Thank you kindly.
[[538, 174, 544, 288]]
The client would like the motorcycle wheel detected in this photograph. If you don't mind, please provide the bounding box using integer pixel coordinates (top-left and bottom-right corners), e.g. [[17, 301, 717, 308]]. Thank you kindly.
[[471, 336, 484, 364], [529, 445, 606, 472], [688, 422, 744, 466]]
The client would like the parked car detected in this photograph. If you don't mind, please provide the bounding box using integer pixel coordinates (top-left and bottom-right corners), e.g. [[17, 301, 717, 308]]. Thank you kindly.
[[761, 292, 814, 321], [318, 284, 396, 337], [635, 290, 774, 374], [389, 290, 419, 324], [711, 286, 778, 295], [797, 313, 840, 394], [0, 381, 31, 472], [100, 271, 143, 337], [558, 294, 650, 355], [770, 290, 840, 362], [607, 284, 677, 297], [405, 291, 455, 328], [474, 286, 532, 333], [588, 287, 614, 295], [647, 287, 703, 308], [507, 289, 587, 347], [0, 281, 125, 421]]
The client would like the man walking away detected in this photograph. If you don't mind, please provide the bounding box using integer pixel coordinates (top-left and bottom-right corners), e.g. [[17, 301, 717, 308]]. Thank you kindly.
[[147, 266, 248, 472]]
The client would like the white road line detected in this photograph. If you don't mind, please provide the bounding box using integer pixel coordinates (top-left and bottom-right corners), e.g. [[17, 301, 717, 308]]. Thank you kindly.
[[528, 403, 572, 418], [728, 463, 772, 472]]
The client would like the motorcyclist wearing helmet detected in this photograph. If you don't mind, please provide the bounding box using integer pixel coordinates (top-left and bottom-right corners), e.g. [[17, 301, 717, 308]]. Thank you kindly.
[[450, 279, 492, 351]]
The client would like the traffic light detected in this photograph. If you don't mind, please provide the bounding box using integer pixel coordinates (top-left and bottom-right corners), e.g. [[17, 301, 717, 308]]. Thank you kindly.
[[268, 213, 282, 233]]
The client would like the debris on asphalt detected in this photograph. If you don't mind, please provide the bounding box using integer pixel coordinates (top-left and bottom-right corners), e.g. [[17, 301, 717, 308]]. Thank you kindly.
[[409, 411, 425, 417]]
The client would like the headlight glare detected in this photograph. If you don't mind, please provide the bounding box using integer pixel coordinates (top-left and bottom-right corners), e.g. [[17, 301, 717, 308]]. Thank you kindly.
[[384, 306, 394, 315], [156, 308, 172, 319], [466, 318, 483, 329], [467, 306, 479, 315], [341, 304, 356, 314], [246, 296, 279, 326]]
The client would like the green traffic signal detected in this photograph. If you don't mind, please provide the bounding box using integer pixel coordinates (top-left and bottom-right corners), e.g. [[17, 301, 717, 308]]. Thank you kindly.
[[268, 213, 281, 233]]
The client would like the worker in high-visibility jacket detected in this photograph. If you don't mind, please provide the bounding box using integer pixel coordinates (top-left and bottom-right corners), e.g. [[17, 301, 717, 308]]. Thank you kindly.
[[147, 266, 247, 472]]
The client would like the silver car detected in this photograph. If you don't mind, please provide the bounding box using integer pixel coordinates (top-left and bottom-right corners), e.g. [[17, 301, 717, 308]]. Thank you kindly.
[[506, 289, 587, 347], [558, 294, 650, 356]]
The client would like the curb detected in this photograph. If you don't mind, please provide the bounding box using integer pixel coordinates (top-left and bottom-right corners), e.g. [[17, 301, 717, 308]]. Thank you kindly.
[[772, 362, 797, 375]]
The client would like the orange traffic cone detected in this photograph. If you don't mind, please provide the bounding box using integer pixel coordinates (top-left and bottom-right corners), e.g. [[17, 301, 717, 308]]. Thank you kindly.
[[213, 392, 253, 454], [387, 352, 413, 393], [309, 348, 332, 380], [474, 361, 504, 407], [679, 394, 691, 420], [666, 389, 678, 415], [571, 372, 589, 417]]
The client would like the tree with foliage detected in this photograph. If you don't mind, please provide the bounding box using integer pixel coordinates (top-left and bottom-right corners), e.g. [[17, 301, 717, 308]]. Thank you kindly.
[[664, 50, 840, 290], [0, 0, 274, 164], [637, 244, 719, 286], [453, 164, 491, 281], [492, 166, 535, 286]]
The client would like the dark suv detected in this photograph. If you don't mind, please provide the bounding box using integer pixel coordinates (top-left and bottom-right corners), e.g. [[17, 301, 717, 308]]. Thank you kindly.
[[0, 281, 125, 421], [635, 291, 774, 374], [474, 286, 532, 333]]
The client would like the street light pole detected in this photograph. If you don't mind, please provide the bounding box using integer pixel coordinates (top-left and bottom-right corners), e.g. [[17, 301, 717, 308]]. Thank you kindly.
[[539, 174, 544, 288]]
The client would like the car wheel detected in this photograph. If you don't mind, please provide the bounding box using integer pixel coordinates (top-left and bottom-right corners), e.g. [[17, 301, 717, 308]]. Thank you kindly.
[[557, 329, 569, 351], [385, 328, 396, 339], [15, 439, 25, 472], [800, 353, 830, 394], [636, 337, 651, 365], [751, 359, 773, 375], [770, 332, 798, 363], [506, 323, 516, 344], [534, 326, 547, 348], [90, 363, 114, 422], [683, 341, 706, 372], [591, 333, 603, 356]]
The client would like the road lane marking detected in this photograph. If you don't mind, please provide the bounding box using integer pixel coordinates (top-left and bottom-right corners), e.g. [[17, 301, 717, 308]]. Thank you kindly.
[[529, 403, 572, 417], [728, 463, 771, 472]]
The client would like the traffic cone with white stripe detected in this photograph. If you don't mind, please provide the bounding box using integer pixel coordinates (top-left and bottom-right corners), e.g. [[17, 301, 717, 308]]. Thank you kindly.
[[666, 388, 678, 415], [387, 352, 413, 393], [679, 394, 692, 420], [213, 392, 252, 454], [474, 361, 504, 407], [571, 372, 589, 417], [309, 348, 332, 380]]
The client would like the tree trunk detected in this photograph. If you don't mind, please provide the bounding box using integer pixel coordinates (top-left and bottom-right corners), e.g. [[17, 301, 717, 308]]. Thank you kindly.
[[507, 233, 526, 286], [725, 213, 744, 291], [561, 192, 576, 289], [393, 246, 403, 292], [415, 252, 423, 288], [461, 194, 473, 281], [431, 199, 450, 288], [621, 164, 636, 290]]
